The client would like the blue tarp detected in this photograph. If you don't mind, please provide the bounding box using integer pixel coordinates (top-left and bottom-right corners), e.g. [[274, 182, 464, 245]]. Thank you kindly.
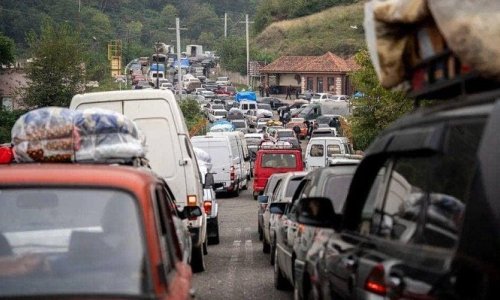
[[209, 120, 235, 132], [150, 63, 165, 71], [235, 91, 257, 102], [172, 58, 190, 69]]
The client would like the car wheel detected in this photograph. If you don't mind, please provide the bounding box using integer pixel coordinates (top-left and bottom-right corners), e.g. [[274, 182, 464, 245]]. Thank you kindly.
[[232, 184, 240, 197], [274, 249, 289, 290], [191, 245, 206, 273], [263, 238, 271, 253], [253, 192, 258, 200], [270, 240, 276, 265], [208, 217, 220, 245], [203, 235, 208, 255]]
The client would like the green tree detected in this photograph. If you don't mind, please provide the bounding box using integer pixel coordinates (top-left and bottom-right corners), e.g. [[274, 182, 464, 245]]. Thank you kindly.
[[0, 110, 27, 144], [216, 37, 246, 74], [179, 98, 204, 132], [349, 50, 413, 150], [0, 32, 15, 67], [23, 19, 85, 107]]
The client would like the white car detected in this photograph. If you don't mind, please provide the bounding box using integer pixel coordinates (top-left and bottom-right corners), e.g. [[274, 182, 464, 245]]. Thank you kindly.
[[331, 94, 350, 102], [209, 109, 228, 122], [310, 93, 335, 103], [159, 82, 173, 90], [200, 90, 216, 99]]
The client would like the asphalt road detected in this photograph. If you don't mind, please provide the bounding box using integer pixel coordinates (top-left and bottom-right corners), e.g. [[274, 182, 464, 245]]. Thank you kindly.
[[192, 185, 293, 300]]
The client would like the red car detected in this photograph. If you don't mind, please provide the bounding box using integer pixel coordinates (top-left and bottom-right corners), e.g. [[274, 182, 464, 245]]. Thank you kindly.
[[0, 163, 196, 300], [252, 146, 304, 199], [215, 85, 237, 96]]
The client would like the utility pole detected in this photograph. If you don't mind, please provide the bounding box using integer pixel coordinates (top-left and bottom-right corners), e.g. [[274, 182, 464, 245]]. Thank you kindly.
[[224, 13, 227, 38], [169, 18, 187, 99], [155, 41, 159, 89], [239, 14, 254, 87]]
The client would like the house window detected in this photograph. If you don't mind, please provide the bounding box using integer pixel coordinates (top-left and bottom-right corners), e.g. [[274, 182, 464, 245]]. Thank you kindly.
[[317, 77, 324, 93], [2, 97, 13, 111], [327, 77, 335, 92], [306, 77, 313, 91]]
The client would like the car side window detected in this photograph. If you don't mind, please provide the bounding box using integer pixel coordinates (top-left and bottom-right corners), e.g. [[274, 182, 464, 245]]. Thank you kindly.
[[153, 185, 178, 281], [360, 120, 484, 249], [310, 144, 324, 157], [327, 144, 341, 156], [271, 180, 283, 202]]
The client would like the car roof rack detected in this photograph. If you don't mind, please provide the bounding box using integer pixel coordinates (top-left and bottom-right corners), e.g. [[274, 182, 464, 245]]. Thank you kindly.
[[409, 50, 499, 107], [258, 143, 301, 150]]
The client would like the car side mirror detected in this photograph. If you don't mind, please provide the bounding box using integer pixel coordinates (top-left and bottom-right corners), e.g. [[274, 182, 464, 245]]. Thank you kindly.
[[180, 206, 203, 219], [296, 197, 340, 230], [257, 195, 269, 204], [269, 202, 287, 215], [204, 173, 215, 189]]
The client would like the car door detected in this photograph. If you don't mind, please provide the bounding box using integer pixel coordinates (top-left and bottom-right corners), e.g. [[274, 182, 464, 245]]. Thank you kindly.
[[306, 140, 326, 169], [336, 120, 484, 299]]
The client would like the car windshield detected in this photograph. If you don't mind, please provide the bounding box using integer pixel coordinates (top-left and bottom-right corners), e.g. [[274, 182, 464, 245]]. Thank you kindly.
[[212, 104, 224, 109], [312, 94, 321, 99], [0, 188, 147, 296], [214, 111, 227, 116], [257, 104, 272, 110], [278, 131, 295, 138], [232, 121, 246, 128], [261, 153, 297, 168]]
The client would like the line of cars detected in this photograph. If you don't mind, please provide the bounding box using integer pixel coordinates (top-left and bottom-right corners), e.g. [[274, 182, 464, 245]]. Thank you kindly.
[[0, 101, 211, 298]]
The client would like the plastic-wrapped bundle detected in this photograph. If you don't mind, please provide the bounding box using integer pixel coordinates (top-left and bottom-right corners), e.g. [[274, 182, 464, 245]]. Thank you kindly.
[[12, 107, 76, 162], [12, 107, 145, 163], [74, 108, 144, 161]]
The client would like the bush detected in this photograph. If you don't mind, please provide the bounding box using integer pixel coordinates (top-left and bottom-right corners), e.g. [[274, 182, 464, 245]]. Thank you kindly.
[[0, 109, 27, 144]]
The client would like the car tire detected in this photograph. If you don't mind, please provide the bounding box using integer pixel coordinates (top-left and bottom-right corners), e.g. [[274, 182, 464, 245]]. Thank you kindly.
[[263, 238, 271, 253], [274, 249, 289, 290], [203, 236, 208, 255], [232, 183, 240, 197], [253, 192, 258, 200], [270, 240, 276, 265], [191, 245, 206, 273], [208, 218, 220, 245]]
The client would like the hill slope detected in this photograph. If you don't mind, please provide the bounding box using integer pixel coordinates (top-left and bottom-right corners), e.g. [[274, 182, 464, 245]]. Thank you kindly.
[[254, 2, 365, 57]]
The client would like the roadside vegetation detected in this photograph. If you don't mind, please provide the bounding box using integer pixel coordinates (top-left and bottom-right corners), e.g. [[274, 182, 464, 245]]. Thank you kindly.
[[254, 1, 365, 57], [349, 50, 413, 150]]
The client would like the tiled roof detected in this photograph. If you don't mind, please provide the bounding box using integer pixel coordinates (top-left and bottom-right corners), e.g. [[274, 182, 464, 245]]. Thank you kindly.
[[259, 52, 356, 73]]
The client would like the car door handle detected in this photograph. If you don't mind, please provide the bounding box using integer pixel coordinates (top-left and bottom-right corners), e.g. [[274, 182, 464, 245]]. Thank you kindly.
[[341, 256, 356, 268]]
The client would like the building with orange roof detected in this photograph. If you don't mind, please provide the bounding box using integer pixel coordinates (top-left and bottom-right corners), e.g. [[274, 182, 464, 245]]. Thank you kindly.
[[259, 52, 359, 95]]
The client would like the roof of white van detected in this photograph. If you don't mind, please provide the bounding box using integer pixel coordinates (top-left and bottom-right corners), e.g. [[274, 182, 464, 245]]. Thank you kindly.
[[70, 90, 188, 134], [308, 136, 348, 142]]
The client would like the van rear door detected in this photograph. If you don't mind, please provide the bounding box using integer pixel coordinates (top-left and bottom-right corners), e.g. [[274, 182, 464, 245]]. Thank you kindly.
[[306, 140, 327, 170], [192, 139, 231, 187], [123, 100, 187, 199]]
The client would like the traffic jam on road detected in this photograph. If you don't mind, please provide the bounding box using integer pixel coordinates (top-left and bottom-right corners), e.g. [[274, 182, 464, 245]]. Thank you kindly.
[[1, 1, 500, 300]]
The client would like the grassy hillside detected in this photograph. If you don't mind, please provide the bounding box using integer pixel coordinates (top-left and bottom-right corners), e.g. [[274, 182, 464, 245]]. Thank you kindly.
[[254, 1, 365, 57]]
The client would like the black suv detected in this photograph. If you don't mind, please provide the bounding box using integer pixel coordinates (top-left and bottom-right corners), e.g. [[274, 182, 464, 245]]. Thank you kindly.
[[317, 90, 500, 300]]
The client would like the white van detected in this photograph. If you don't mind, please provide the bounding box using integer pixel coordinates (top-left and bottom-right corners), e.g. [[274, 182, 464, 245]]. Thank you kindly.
[[208, 131, 251, 185], [70, 89, 208, 272], [305, 137, 355, 170], [191, 135, 242, 196], [238, 101, 257, 115]]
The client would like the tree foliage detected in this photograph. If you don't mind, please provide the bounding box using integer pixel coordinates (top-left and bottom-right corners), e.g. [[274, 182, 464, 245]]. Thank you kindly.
[[179, 98, 204, 132], [23, 19, 85, 108], [349, 50, 413, 150], [0, 109, 27, 144], [0, 32, 15, 66]]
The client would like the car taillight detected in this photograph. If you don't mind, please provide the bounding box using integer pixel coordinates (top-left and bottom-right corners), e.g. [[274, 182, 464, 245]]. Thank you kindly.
[[203, 201, 212, 215], [364, 264, 387, 296], [0, 146, 13, 164], [230, 166, 235, 181], [187, 195, 197, 206]]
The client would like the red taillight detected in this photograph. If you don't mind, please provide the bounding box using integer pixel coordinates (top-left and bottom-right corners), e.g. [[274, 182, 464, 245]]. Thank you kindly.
[[203, 201, 212, 215], [230, 166, 235, 181], [364, 264, 387, 296], [0, 146, 13, 164]]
